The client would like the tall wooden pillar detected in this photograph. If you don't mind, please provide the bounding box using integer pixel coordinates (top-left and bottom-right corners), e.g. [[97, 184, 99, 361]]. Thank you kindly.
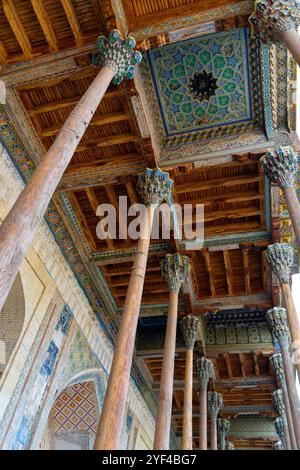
[[180, 315, 200, 450], [261, 148, 300, 245], [0, 29, 142, 312], [207, 392, 223, 450], [249, 1, 300, 67], [270, 353, 297, 449], [273, 389, 292, 450], [265, 243, 300, 381], [217, 418, 230, 451], [266, 307, 300, 448], [195, 357, 213, 450], [154, 254, 190, 450], [94, 169, 173, 450]]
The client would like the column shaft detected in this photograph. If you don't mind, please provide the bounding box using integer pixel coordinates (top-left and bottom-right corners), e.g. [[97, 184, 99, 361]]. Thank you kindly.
[[94, 205, 155, 450], [182, 348, 193, 450], [281, 347, 300, 448], [219, 434, 225, 451], [199, 388, 207, 450], [281, 29, 300, 68], [283, 421, 292, 450], [154, 290, 178, 450], [283, 187, 300, 246], [282, 385, 297, 450], [281, 283, 300, 380], [210, 416, 217, 450], [0, 65, 114, 311]]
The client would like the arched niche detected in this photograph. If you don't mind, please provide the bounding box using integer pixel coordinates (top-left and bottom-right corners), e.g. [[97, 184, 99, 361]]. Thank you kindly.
[[40, 369, 106, 450]]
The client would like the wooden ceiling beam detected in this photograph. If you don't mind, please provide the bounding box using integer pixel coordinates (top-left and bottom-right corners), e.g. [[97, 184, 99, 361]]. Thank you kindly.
[[60, 0, 84, 46], [239, 353, 247, 378], [175, 174, 262, 194], [90, 0, 105, 26], [0, 39, 8, 65], [68, 192, 98, 252], [242, 247, 251, 295], [3, 0, 33, 59], [26, 89, 131, 116], [121, 176, 139, 205], [105, 184, 130, 246], [223, 250, 234, 296], [204, 221, 262, 236], [39, 112, 132, 138], [107, 265, 161, 277], [31, 0, 58, 53], [76, 134, 139, 152], [126, 0, 238, 31], [27, 96, 81, 116], [85, 187, 114, 250], [65, 154, 140, 173], [253, 352, 260, 377], [184, 207, 261, 226], [225, 353, 233, 380], [178, 191, 263, 206], [202, 248, 216, 297]]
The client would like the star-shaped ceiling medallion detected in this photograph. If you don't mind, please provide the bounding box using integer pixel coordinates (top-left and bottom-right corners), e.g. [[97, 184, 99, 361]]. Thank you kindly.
[[189, 71, 218, 101]]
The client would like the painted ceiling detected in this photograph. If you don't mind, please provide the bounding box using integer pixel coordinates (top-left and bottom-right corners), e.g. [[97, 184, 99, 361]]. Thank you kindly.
[[141, 27, 263, 148]]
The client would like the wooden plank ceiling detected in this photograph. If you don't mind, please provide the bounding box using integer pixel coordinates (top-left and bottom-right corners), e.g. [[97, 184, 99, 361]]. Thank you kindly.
[[0, 0, 278, 450]]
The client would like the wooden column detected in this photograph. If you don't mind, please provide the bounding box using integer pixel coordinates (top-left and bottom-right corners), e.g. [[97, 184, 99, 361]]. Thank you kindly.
[[249, 1, 300, 67], [266, 307, 300, 449], [265, 243, 300, 381], [261, 148, 300, 245], [154, 254, 190, 450], [207, 392, 223, 450], [0, 29, 142, 312], [270, 353, 297, 450], [180, 315, 200, 450], [94, 169, 173, 450], [196, 357, 213, 450], [195, 357, 213, 450], [273, 389, 292, 450], [217, 418, 230, 451]]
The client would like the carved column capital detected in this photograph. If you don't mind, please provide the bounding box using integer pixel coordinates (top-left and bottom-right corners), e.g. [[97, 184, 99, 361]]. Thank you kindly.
[[265, 243, 293, 284], [266, 307, 291, 349], [274, 416, 286, 445], [161, 253, 190, 293], [249, 1, 300, 43], [273, 389, 287, 422], [180, 314, 200, 350], [137, 168, 173, 207], [260, 146, 298, 190], [270, 353, 286, 386], [207, 392, 223, 419], [93, 29, 142, 85], [217, 418, 230, 438], [196, 357, 213, 390]]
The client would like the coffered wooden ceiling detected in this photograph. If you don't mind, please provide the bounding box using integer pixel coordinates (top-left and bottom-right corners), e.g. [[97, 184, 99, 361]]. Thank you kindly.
[[0, 0, 279, 450]]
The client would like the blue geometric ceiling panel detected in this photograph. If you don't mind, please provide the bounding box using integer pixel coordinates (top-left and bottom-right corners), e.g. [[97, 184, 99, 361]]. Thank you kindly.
[[141, 28, 264, 148]]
